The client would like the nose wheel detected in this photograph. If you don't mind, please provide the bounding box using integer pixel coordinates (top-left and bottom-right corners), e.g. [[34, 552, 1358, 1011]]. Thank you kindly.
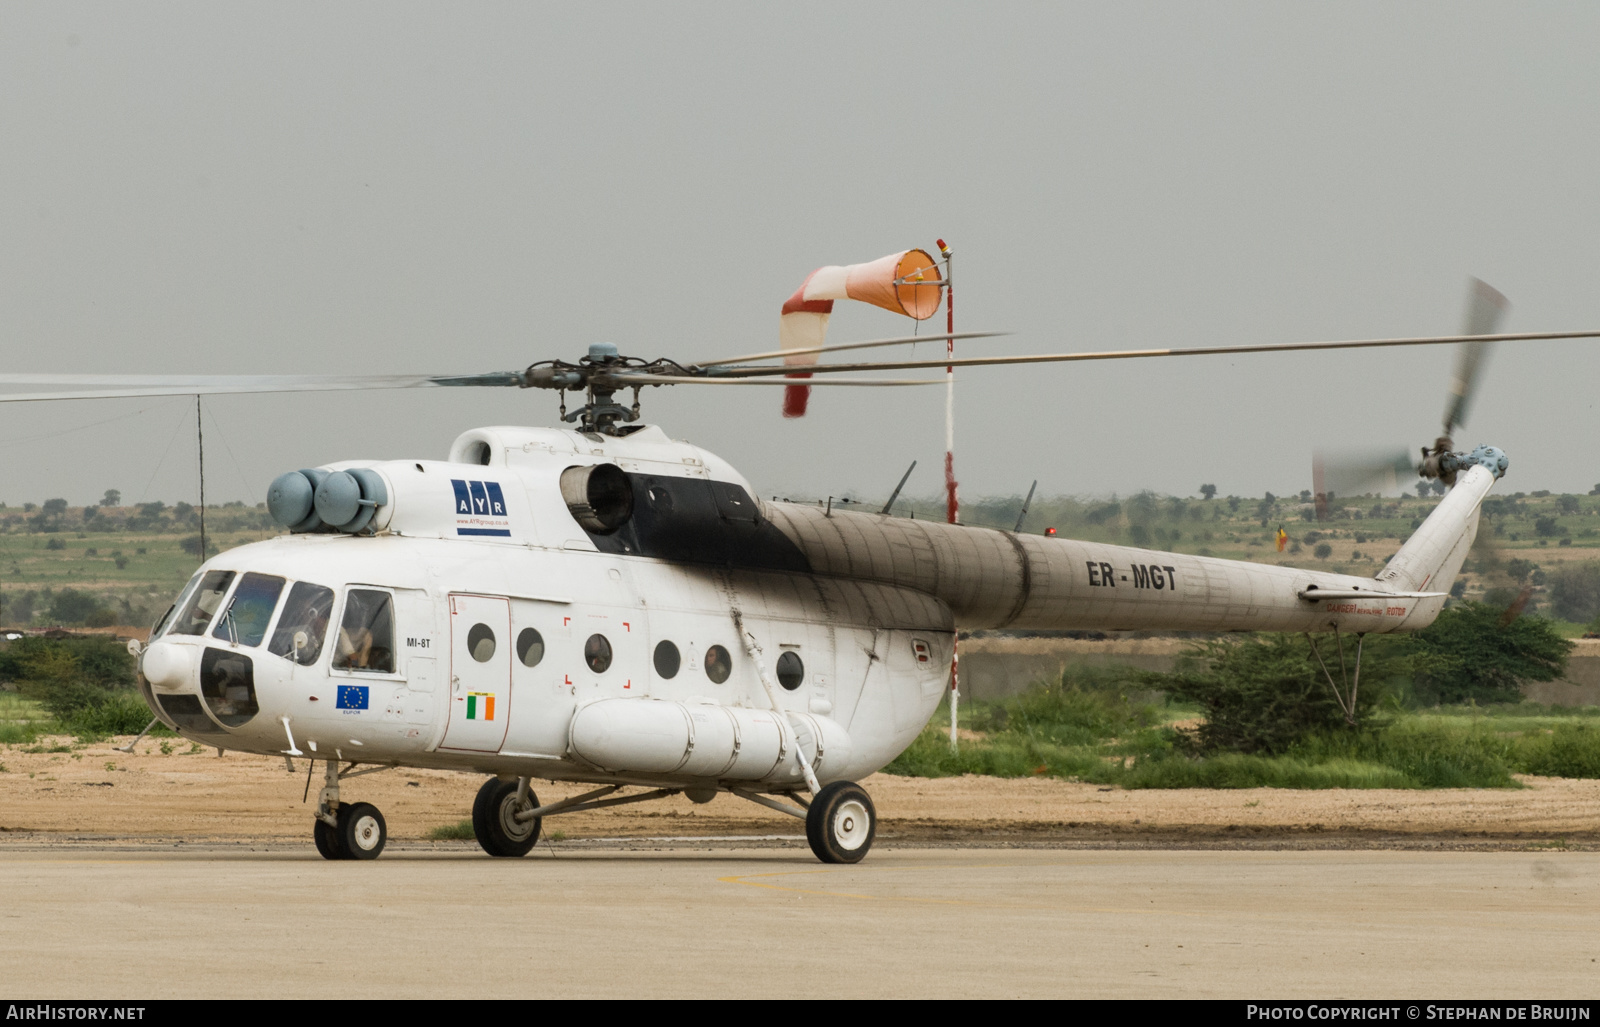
[[805, 781, 875, 864], [313, 802, 388, 861]]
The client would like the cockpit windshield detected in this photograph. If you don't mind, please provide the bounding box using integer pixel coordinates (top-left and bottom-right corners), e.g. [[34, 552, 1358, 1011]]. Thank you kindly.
[[167, 571, 236, 636], [212, 572, 286, 647], [152, 572, 204, 640], [268, 581, 336, 666]]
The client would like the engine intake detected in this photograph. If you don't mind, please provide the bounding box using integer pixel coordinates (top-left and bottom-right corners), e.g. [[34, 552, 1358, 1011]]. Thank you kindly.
[[560, 463, 633, 535]]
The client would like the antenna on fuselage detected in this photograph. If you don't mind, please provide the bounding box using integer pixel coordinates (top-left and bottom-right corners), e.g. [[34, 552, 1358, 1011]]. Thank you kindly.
[[880, 460, 917, 515], [1014, 480, 1038, 533]]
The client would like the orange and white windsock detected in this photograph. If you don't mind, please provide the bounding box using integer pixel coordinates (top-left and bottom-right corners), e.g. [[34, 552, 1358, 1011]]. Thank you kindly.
[[780, 248, 943, 417]]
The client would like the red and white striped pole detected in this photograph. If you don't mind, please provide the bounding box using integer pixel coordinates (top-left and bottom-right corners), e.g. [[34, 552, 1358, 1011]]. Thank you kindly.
[[938, 238, 960, 752]]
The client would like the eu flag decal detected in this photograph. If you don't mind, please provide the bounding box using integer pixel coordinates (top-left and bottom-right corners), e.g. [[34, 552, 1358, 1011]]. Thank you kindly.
[[337, 685, 369, 710]]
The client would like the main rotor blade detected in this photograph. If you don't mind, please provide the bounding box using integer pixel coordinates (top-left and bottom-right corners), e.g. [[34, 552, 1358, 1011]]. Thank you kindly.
[[609, 374, 942, 387], [1443, 278, 1509, 436], [699, 331, 1007, 367], [0, 372, 525, 403], [708, 329, 1600, 377]]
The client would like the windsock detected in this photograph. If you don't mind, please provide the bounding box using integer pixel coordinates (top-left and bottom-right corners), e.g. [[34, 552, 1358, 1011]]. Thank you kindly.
[[780, 248, 943, 417]]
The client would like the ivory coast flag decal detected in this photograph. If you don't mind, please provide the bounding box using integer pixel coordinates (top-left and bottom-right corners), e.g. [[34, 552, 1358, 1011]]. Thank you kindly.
[[466, 692, 496, 721]]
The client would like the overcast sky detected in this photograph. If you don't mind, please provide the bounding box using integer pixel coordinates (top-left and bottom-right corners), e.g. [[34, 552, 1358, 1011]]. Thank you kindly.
[[3, 2, 1600, 511]]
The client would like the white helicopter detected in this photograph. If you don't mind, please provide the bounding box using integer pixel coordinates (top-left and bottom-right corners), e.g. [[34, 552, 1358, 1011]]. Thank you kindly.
[[3, 259, 1594, 864]]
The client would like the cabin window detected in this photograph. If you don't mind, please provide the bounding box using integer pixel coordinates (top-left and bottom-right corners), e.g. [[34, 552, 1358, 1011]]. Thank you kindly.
[[333, 589, 395, 673], [212, 573, 285, 647], [653, 640, 680, 679], [776, 651, 804, 691], [584, 633, 612, 673], [704, 644, 731, 684], [516, 628, 545, 668], [167, 571, 236, 636], [268, 582, 336, 666], [467, 623, 497, 663]]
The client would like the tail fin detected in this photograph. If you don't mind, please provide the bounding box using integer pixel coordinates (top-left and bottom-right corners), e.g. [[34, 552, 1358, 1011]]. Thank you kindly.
[[1376, 463, 1497, 592]]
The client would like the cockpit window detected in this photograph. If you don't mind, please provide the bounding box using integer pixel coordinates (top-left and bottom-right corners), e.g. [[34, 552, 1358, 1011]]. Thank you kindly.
[[153, 572, 205, 640], [167, 571, 236, 636], [212, 573, 285, 647], [268, 581, 336, 666], [333, 589, 395, 674]]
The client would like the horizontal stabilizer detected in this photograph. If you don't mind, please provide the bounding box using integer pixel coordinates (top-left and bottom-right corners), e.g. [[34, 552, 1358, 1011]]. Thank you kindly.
[[1297, 588, 1447, 602]]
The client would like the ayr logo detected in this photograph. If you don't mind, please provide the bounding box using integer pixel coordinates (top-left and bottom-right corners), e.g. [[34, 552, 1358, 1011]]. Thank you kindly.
[[451, 480, 512, 537]]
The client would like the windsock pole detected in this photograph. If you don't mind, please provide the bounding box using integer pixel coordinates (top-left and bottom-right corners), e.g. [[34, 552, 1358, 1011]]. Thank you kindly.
[[939, 238, 960, 752]]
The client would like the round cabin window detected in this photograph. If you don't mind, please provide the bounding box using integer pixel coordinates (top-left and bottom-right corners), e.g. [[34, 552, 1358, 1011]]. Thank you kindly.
[[467, 623, 496, 663], [516, 628, 545, 668], [704, 644, 732, 684], [776, 651, 804, 691], [654, 640, 680, 679], [584, 633, 613, 673]]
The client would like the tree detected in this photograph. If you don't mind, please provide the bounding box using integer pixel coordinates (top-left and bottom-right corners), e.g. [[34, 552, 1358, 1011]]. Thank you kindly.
[[1313, 542, 1333, 560], [1546, 561, 1600, 623], [1535, 516, 1559, 537], [1199, 484, 1217, 501], [41, 498, 68, 516], [1159, 635, 1404, 753], [100, 489, 121, 508], [1415, 481, 1431, 499], [1558, 495, 1582, 515], [1402, 601, 1571, 704], [48, 589, 107, 625], [180, 535, 219, 557]]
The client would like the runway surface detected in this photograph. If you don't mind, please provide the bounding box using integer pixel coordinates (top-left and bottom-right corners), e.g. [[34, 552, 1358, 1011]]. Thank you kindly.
[[4, 845, 1598, 998]]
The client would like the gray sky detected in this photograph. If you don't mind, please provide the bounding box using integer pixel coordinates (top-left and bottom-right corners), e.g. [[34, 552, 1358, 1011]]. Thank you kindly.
[[4, 2, 1600, 510]]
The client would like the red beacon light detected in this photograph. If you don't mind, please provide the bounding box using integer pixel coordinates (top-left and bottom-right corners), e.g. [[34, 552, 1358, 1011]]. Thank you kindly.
[[1045, 527, 1057, 537]]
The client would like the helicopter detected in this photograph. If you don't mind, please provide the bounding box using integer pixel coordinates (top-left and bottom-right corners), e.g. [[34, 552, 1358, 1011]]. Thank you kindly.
[[2, 256, 1594, 865]]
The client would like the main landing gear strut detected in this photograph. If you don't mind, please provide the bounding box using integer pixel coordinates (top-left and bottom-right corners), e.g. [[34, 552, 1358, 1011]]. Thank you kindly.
[[466, 775, 878, 864]]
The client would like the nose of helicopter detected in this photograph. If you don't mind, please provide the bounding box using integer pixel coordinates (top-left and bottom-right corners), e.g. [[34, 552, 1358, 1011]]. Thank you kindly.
[[140, 639, 196, 689]]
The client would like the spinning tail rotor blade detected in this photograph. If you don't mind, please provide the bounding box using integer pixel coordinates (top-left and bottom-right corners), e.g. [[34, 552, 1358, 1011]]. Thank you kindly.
[[1312, 447, 1418, 518], [1442, 277, 1509, 437]]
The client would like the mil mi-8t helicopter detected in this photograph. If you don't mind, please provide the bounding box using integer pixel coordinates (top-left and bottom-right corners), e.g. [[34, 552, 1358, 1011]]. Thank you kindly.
[[3, 249, 1595, 864]]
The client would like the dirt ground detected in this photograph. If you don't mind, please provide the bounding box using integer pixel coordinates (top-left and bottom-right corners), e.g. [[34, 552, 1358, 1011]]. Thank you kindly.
[[4, 733, 1599, 850]]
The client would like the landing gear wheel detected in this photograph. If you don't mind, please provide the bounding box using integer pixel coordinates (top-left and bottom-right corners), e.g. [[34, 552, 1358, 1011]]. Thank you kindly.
[[338, 802, 387, 860], [313, 815, 346, 860], [472, 778, 541, 857], [806, 781, 875, 864]]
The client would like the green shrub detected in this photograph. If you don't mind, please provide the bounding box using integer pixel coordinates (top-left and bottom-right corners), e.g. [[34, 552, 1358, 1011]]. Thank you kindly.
[[0, 636, 138, 721], [63, 691, 164, 737], [1402, 601, 1571, 704], [1157, 635, 1404, 754], [1513, 724, 1600, 779]]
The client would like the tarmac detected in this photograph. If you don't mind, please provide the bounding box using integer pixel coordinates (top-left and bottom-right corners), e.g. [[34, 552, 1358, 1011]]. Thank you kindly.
[[4, 844, 1598, 998]]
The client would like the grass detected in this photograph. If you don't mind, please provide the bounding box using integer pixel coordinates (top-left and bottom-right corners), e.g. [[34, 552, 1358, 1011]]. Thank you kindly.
[[428, 820, 476, 841], [887, 677, 1600, 789]]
